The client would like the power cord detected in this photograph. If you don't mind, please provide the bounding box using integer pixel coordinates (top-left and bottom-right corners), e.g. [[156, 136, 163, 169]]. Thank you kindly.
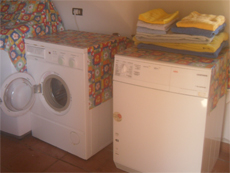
[[73, 11, 80, 31]]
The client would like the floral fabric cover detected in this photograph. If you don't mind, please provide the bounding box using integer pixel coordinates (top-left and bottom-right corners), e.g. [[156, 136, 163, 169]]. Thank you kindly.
[[0, 0, 64, 72], [88, 38, 133, 109], [26, 30, 133, 109], [117, 46, 230, 111]]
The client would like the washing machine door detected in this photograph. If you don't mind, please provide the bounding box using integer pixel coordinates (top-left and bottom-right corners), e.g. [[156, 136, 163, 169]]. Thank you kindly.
[[39, 71, 71, 116], [0, 72, 36, 117]]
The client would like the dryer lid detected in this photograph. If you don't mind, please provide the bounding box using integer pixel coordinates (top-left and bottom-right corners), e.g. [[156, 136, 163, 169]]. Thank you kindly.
[[0, 72, 36, 117]]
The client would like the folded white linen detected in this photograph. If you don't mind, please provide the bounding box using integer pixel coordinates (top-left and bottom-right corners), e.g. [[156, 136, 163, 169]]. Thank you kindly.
[[135, 30, 214, 44]]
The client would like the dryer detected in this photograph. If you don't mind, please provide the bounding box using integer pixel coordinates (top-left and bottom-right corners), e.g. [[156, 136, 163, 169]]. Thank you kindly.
[[222, 90, 230, 143], [113, 47, 228, 172]]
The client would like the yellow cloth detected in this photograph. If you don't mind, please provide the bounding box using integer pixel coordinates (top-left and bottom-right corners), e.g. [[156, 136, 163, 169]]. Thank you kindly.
[[133, 32, 229, 53], [176, 11, 225, 31], [138, 8, 179, 24]]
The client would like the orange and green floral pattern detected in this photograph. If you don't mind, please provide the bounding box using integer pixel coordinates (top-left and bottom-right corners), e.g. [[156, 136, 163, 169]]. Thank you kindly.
[[117, 46, 229, 111], [0, 0, 64, 72]]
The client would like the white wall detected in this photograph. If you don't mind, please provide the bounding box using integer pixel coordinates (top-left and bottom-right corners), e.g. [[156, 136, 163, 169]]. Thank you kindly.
[[52, 0, 230, 144], [53, 0, 230, 38]]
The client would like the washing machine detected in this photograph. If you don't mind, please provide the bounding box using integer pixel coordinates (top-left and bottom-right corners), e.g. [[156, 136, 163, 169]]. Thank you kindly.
[[23, 30, 123, 160], [0, 50, 31, 138], [113, 47, 228, 172]]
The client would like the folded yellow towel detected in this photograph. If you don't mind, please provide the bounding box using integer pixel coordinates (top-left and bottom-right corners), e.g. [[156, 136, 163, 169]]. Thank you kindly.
[[138, 8, 179, 24], [133, 32, 228, 53], [176, 11, 225, 31]]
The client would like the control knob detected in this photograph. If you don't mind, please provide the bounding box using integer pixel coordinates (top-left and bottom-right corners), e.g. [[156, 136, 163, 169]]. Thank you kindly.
[[58, 56, 64, 65], [69, 58, 77, 68]]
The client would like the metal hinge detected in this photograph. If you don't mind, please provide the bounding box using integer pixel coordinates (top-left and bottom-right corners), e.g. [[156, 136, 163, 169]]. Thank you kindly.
[[34, 84, 42, 93]]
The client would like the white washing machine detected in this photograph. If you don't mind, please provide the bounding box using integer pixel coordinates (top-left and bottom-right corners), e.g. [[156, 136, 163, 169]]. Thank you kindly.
[[23, 38, 113, 160], [113, 50, 226, 172], [0, 50, 31, 138]]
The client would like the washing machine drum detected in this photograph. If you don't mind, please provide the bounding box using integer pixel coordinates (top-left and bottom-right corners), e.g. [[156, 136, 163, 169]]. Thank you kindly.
[[0, 72, 35, 117], [40, 73, 71, 115]]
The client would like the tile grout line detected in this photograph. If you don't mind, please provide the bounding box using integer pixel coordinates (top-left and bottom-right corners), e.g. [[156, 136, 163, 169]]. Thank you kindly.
[[20, 139, 87, 173], [217, 158, 230, 163], [42, 159, 59, 172], [58, 158, 90, 172]]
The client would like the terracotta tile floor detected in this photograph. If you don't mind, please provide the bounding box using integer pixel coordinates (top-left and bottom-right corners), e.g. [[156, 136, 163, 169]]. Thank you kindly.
[[0, 132, 229, 173]]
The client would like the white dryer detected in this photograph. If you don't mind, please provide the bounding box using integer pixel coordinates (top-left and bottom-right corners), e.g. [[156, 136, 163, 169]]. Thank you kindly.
[[222, 90, 230, 143], [113, 47, 227, 172], [0, 50, 32, 138], [23, 36, 113, 160]]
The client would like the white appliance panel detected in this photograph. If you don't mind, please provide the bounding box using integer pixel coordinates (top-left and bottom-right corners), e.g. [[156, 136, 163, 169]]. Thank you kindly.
[[113, 54, 225, 172], [31, 112, 87, 159], [222, 90, 230, 143], [27, 56, 85, 132], [113, 81, 207, 172], [25, 39, 113, 160], [114, 57, 211, 97]]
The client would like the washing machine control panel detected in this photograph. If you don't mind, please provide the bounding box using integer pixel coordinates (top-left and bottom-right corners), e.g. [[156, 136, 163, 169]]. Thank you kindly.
[[26, 45, 83, 70], [26, 45, 45, 58], [45, 49, 83, 70]]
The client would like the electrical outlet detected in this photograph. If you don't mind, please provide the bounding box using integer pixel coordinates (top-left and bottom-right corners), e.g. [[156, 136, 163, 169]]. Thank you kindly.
[[72, 8, 83, 15]]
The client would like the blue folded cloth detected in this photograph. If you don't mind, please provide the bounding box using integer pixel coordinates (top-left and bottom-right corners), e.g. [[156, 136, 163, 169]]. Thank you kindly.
[[171, 23, 226, 38], [137, 41, 229, 58]]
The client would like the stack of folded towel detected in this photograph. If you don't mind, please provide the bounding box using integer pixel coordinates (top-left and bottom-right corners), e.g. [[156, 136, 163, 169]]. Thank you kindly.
[[134, 10, 229, 58], [135, 9, 179, 40]]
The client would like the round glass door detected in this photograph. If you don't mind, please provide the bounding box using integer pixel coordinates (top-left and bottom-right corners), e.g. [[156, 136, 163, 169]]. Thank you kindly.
[[4, 78, 34, 111], [1, 72, 35, 117], [42, 74, 71, 115]]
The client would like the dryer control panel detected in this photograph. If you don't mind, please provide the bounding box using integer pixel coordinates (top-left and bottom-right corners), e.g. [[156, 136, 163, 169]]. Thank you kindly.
[[114, 56, 211, 98]]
